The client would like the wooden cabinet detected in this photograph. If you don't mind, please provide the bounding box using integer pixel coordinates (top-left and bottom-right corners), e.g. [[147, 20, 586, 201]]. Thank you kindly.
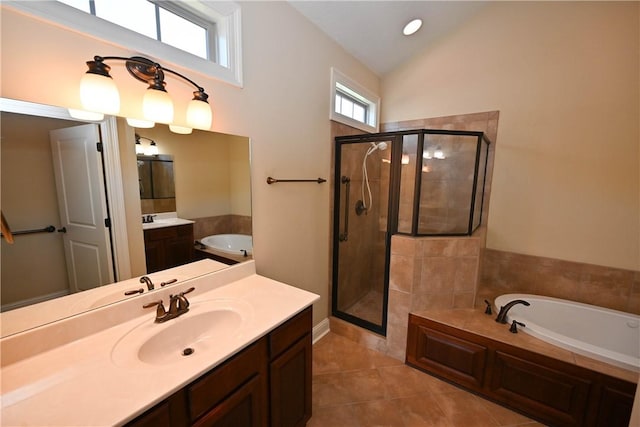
[[126, 307, 313, 427], [268, 308, 312, 427], [407, 314, 636, 427], [144, 224, 194, 273]]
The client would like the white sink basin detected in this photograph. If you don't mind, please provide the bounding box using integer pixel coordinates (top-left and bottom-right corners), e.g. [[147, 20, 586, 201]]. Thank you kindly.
[[111, 298, 253, 368]]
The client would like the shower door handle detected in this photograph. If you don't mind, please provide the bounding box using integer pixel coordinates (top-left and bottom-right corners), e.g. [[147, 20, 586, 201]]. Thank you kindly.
[[339, 176, 350, 242]]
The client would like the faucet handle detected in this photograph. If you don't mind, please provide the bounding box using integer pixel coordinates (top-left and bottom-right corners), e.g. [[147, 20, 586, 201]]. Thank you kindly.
[[509, 320, 526, 333], [180, 287, 195, 296], [483, 300, 493, 315], [176, 287, 195, 311], [143, 300, 167, 321], [161, 278, 178, 287]]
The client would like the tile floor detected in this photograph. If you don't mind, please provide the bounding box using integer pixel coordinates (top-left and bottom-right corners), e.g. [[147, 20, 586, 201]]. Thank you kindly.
[[309, 332, 547, 427]]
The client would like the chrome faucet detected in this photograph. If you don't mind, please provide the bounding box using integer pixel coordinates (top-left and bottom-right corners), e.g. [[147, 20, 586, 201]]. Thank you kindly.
[[495, 299, 530, 324], [140, 276, 154, 291], [143, 287, 195, 323]]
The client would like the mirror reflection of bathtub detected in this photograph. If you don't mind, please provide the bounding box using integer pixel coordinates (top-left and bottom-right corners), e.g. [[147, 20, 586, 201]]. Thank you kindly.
[[197, 234, 253, 265]]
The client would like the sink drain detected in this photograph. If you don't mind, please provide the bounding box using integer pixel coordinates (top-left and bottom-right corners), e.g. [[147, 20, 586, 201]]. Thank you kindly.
[[182, 347, 195, 356]]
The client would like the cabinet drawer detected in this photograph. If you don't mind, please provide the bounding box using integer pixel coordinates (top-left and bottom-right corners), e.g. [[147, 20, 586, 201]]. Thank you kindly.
[[188, 338, 267, 422], [144, 224, 193, 241], [269, 307, 312, 359]]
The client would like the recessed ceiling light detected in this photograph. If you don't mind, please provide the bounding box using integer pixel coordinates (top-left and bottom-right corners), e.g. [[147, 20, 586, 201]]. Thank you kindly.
[[403, 18, 423, 36]]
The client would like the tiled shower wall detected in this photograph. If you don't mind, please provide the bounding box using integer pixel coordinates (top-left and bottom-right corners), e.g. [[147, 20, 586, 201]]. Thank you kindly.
[[477, 249, 640, 315], [329, 111, 500, 360]]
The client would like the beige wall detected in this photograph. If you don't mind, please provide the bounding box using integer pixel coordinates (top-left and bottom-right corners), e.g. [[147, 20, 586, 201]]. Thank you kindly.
[[1, 2, 379, 325], [1, 113, 79, 305], [131, 125, 250, 219], [381, 1, 640, 271]]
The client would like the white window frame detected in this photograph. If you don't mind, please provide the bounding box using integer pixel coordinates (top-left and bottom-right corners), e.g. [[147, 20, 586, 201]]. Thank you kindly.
[[4, 0, 243, 87], [330, 67, 380, 133]]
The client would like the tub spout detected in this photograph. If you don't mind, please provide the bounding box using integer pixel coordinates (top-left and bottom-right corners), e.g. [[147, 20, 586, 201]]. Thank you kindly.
[[495, 299, 530, 324]]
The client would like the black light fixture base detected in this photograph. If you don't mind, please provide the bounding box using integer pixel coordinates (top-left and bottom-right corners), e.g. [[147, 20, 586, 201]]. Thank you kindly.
[[125, 56, 164, 83]]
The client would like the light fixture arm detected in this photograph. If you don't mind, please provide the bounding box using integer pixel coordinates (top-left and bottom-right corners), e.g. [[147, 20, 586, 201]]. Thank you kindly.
[[88, 55, 209, 102]]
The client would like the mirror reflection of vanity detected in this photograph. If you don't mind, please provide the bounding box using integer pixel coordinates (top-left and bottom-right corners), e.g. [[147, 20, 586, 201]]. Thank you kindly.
[[0, 97, 252, 337]]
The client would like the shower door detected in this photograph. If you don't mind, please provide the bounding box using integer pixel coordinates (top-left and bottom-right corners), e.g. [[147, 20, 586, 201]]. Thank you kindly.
[[332, 135, 398, 335]]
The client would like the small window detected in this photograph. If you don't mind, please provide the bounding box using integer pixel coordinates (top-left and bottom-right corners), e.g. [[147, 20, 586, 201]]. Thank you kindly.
[[58, 0, 213, 60], [10, 0, 243, 86], [330, 68, 380, 133]]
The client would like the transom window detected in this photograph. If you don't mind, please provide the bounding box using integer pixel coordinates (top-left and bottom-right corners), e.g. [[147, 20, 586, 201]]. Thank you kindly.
[[58, 0, 214, 61], [330, 68, 380, 133], [8, 0, 243, 86]]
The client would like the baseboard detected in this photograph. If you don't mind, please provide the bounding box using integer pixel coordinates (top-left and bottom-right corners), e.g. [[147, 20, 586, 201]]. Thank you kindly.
[[312, 317, 330, 344]]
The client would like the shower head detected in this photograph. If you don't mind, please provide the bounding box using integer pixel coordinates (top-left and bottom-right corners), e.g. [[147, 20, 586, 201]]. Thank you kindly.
[[371, 141, 389, 152], [368, 141, 388, 154]]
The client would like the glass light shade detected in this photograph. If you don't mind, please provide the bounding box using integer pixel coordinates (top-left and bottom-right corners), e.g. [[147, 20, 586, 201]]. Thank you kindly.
[[169, 125, 193, 134], [126, 118, 155, 128], [143, 88, 174, 124], [79, 73, 120, 115], [146, 142, 159, 156], [186, 98, 212, 130], [135, 142, 145, 155], [68, 108, 104, 121]]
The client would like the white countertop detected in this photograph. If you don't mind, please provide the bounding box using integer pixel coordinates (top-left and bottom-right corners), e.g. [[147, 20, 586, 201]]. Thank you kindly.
[[0, 261, 319, 426], [141, 212, 195, 230]]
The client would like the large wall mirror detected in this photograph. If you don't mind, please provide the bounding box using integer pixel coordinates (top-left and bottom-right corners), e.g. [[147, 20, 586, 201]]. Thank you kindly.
[[0, 98, 252, 337]]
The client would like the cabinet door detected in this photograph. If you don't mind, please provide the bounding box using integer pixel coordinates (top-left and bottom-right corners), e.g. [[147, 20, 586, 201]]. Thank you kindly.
[[270, 334, 312, 427], [407, 322, 487, 390], [595, 384, 635, 427], [125, 391, 188, 427], [192, 375, 265, 427], [489, 351, 592, 426]]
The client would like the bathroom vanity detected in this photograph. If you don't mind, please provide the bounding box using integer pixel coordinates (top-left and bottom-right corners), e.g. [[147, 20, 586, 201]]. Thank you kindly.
[[142, 214, 195, 273], [0, 260, 319, 426]]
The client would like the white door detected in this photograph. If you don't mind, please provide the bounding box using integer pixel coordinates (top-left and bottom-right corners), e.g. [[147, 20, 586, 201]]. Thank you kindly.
[[50, 124, 114, 293]]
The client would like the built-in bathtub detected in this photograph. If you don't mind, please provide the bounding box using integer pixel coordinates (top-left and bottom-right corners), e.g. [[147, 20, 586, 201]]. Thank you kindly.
[[200, 234, 253, 256], [495, 293, 640, 372]]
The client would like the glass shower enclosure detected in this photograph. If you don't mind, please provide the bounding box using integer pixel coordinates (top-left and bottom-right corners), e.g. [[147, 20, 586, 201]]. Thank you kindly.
[[333, 130, 491, 334]]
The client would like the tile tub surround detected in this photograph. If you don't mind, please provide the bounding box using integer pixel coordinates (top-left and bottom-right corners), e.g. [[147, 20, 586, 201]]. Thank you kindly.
[[477, 248, 640, 315], [192, 214, 252, 240], [0, 260, 319, 426]]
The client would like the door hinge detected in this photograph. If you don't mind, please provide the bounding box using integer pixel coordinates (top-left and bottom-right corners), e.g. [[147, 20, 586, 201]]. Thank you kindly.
[[104, 218, 111, 228], [97, 142, 103, 152]]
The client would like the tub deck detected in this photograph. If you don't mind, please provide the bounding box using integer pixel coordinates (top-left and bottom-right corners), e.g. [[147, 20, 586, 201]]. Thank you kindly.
[[411, 308, 638, 383], [408, 308, 638, 427]]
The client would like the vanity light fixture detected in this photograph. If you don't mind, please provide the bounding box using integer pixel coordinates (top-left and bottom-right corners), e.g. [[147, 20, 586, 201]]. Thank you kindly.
[[403, 18, 423, 36], [79, 55, 213, 130], [135, 134, 159, 156]]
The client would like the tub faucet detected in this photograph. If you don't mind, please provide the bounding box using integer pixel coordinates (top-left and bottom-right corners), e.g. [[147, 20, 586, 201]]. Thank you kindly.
[[495, 299, 530, 324]]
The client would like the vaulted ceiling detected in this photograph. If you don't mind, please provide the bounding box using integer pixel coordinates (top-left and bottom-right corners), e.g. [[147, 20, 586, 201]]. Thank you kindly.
[[289, 1, 488, 76]]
